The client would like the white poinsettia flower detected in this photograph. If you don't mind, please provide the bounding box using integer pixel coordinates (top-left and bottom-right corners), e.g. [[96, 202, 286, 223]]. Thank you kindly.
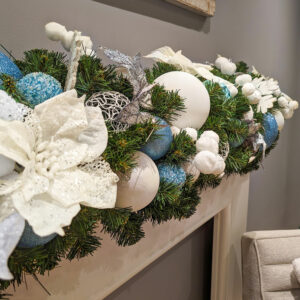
[[0, 90, 118, 237], [145, 46, 238, 97]]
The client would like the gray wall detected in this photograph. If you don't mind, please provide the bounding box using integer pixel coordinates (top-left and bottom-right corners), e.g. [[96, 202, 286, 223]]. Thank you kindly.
[[0, 0, 299, 299]]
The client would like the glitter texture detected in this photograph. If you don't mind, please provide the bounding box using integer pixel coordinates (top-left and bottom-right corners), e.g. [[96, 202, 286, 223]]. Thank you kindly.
[[18, 221, 56, 248], [17, 72, 63, 106], [263, 113, 278, 148], [140, 117, 173, 160], [157, 163, 186, 185], [219, 82, 231, 99], [0, 52, 23, 86]]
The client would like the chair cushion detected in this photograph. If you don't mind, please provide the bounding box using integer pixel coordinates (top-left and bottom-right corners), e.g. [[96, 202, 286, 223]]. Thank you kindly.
[[242, 230, 300, 300]]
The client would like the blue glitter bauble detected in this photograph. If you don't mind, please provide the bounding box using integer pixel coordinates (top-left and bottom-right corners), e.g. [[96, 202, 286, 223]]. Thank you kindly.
[[204, 80, 231, 99], [263, 113, 278, 148], [16, 72, 63, 106], [219, 82, 231, 99], [0, 52, 23, 87], [18, 221, 57, 248], [157, 163, 186, 185], [140, 117, 173, 160]]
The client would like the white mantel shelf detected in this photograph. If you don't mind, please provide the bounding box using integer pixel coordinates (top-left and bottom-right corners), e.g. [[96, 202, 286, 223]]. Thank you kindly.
[[8, 174, 250, 300]]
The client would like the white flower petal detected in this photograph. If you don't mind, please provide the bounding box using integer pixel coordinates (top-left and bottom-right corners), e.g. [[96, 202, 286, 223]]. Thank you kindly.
[[0, 212, 25, 280], [0, 120, 34, 167], [33, 90, 88, 141], [79, 106, 108, 162], [13, 191, 80, 237], [50, 167, 117, 209]]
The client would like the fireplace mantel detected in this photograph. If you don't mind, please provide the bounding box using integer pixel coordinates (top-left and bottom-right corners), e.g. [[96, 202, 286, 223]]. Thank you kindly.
[[8, 174, 250, 300]]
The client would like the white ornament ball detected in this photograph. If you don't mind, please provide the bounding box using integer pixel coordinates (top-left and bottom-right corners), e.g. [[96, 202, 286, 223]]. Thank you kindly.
[[235, 74, 252, 86], [182, 160, 200, 182], [200, 130, 220, 143], [115, 151, 159, 211], [196, 137, 219, 154], [0, 155, 15, 177], [243, 107, 254, 121], [194, 151, 225, 175], [242, 83, 255, 96], [273, 110, 285, 131], [278, 96, 288, 108], [154, 71, 210, 129], [247, 90, 261, 104], [170, 126, 180, 137], [183, 127, 198, 141], [221, 62, 236, 76]]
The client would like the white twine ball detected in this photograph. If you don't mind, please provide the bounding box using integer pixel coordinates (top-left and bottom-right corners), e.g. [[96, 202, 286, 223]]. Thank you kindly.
[[278, 96, 288, 108], [242, 83, 255, 96], [200, 130, 220, 143], [196, 137, 219, 154], [235, 74, 252, 86], [193, 151, 225, 175], [183, 127, 198, 141], [221, 62, 236, 75], [247, 90, 261, 104]]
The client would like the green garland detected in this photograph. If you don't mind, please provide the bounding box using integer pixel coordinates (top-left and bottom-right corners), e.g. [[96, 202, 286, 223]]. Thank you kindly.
[[0, 50, 280, 295]]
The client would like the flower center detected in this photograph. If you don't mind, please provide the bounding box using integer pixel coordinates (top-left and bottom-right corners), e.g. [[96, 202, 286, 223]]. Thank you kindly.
[[34, 140, 60, 179]]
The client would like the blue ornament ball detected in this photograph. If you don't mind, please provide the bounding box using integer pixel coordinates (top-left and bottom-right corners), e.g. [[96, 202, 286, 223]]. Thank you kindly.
[[229, 136, 245, 148], [204, 80, 231, 99], [0, 52, 23, 86], [219, 82, 231, 99], [17, 72, 63, 106], [263, 113, 278, 148], [157, 163, 186, 185], [18, 221, 57, 248], [140, 117, 173, 160]]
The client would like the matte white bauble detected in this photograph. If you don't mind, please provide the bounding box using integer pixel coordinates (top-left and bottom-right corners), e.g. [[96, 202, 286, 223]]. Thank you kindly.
[[235, 74, 252, 86], [242, 83, 255, 96], [182, 160, 200, 182], [154, 71, 210, 129], [247, 90, 261, 104], [273, 110, 285, 131], [0, 155, 15, 177], [115, 151, 159, 211], [183, 127, 198, 141]]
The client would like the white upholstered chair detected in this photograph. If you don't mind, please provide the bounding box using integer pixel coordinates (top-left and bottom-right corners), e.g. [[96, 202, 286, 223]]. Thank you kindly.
[[242, 230, 300, 300]]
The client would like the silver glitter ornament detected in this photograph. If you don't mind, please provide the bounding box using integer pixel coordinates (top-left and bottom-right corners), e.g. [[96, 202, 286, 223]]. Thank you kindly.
[[101, 47, 154, 125], [86, 91, 130, 131]]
